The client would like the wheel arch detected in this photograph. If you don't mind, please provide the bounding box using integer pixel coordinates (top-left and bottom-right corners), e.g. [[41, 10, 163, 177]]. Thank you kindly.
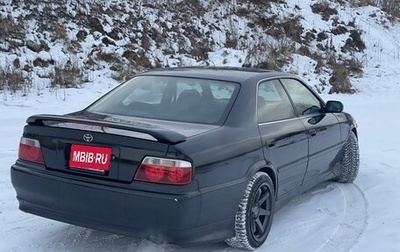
[[226, 165, 277, 249], [246, 161, 278, 198], [352, 127, 358, 139], [258, 165, 278, 197]]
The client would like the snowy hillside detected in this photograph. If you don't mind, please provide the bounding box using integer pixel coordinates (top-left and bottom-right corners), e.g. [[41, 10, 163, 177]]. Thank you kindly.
[[1, 0, 399, 95], [1, 61, 400, 252]]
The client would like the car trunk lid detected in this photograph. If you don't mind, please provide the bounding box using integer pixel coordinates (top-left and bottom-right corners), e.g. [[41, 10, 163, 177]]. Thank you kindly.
[[23, 114, 218, 183]]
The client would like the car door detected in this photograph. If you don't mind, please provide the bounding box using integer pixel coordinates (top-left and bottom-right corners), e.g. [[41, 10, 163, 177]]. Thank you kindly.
[[280, 78, 342, 183], [257, 79, 309, 199]]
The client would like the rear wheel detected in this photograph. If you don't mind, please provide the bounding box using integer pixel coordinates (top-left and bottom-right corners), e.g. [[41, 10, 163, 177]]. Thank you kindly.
[[336, 131, 360, 183], [226, 172, 275, 250]]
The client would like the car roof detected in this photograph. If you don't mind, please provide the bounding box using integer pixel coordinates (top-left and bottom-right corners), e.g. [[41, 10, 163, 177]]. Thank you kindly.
[[138, 67, 296, 83]]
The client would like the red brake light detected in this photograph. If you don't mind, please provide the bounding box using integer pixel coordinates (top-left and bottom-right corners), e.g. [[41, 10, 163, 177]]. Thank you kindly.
[[18, 137, 44, 164], [134, 157, 192, 185]]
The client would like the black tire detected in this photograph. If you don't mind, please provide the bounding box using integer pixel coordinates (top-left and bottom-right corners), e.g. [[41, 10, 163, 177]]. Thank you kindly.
[[226, 172, 275, 250], [336, 131, 360, 183]]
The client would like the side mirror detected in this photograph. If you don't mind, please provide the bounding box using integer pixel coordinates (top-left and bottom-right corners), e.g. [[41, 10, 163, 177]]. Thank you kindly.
[[325, 100, 343, 113]]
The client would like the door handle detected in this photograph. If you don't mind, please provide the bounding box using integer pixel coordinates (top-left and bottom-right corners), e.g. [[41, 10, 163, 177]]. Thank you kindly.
[[266, 140, 276, 148], [309, 129, 317, 137]]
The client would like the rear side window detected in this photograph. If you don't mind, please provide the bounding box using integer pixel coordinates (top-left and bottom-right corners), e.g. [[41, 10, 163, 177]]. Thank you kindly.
[[280, 79, 322, 116], [258, 79, 296, 123], [88, 76, 239, 125]]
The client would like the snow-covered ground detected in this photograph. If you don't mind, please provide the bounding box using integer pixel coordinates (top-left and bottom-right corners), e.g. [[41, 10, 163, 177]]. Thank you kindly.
[[1, 68, 400, 252]]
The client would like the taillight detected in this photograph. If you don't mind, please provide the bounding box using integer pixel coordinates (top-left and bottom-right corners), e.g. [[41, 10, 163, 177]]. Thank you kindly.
[[18, 137, 44, 164], [134, 157, 192, 185]]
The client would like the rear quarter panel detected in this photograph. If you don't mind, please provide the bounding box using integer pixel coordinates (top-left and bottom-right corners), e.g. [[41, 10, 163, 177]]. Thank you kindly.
[[170, 125, 265, 226]]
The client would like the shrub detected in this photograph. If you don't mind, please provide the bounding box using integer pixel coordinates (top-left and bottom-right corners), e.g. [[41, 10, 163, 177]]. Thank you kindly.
[[341, 29, 366, 53], [0, 66, 26, 93], [243, 39, 295, 70], [282, 16, 304, 43], [311, 1, 338, 21], [111, 65, 137, 82], [50, 63, 87, 89], [253, 15, 303, 44], [0, 16, 23, 40], [350, 0, 400, 19], [329, 62, 356, 94], [345, 58, 363, 77], [190, 38, 211, 61], [380, 0, 400, 19]]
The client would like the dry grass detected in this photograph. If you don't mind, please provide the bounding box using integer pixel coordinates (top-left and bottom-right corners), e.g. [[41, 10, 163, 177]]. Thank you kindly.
[[253, 15, 303, 44], [121, 49, 152, 69], [95, 51, 122, 64], [345, 58, 363, 77], [190, 38, 211, 61], [328, 56, 362, 94], [174, 1, 206, 17], [380, 0, 400, 20], [237, 0, 279, 6], [341, 29, 366, 53], [351, 0, 400, 19], [0, 16, 23, 39], [329, 62, 356, 94], [244, 39, 295, 70], [50, 63, 87, 89], [0, 66, 28, 93], [111, 65, 137, 82], [311, 1, 338, 21]]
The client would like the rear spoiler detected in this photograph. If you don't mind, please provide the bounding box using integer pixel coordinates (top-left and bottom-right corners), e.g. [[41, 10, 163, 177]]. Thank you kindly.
[[26, 114, 187, 144]]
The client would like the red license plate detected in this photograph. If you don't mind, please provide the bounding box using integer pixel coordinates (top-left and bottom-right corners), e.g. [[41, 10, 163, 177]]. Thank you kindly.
[[69, 144, 112, 172]]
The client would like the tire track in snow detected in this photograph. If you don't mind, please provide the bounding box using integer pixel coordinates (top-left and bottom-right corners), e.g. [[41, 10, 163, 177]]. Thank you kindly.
[[262, 182, 368, 252], [38, 227, 145, 252], [316, 183, 368, 252], [5, 182, 367, 252]]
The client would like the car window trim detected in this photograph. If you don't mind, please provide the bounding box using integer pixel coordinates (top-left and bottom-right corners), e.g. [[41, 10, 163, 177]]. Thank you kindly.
[[278, 78, 327, 117], [256, 76, 329, 125], [256, 77, 297, 124], [280, 78, 326, 103], [258, 117, 301, 126], [88, 75, 242, 126]]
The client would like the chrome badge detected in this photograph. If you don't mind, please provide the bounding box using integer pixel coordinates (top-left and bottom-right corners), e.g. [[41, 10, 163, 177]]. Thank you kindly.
[[83, 134, 93, 143]]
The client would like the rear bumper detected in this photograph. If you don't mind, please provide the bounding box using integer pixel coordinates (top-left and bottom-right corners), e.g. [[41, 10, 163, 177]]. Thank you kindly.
[[10, 163, 234, 245]]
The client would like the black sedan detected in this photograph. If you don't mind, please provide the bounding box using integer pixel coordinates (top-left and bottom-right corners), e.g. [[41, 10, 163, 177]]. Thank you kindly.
[[11, 67, 359, 250]]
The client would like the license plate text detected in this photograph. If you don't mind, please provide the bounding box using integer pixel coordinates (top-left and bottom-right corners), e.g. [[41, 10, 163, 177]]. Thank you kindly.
[[69, 144, 112, 171]]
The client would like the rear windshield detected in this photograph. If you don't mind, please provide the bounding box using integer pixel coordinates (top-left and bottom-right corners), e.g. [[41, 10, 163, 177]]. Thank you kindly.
[[87, 75, 240, 124]]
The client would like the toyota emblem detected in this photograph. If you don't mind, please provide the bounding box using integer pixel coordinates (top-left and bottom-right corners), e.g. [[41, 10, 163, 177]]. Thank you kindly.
[[83, 134, 93, 143]]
